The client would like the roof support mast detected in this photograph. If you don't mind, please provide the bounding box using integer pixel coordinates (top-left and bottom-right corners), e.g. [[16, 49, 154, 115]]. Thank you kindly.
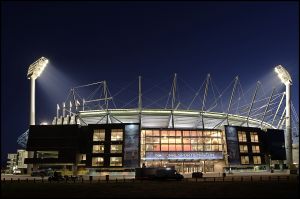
[[227, 76, 239, 125], [138, 76, 142, 124], [260, 87, 276, 128], [171, 73, 177, 128], [201, 74, 210, 129], [271, 92, 285, 126], [103, 81, 110, 124], [246, 81, 260, 127]]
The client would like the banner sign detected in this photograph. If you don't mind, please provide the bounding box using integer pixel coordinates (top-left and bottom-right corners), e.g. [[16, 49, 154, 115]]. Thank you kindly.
[[225, 126, 240, 165], [145, 151, 223, 160], [123, 124, 140, 168]]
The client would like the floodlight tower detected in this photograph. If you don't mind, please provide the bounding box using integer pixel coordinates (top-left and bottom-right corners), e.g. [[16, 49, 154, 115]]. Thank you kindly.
[[26, 57, 49, 173], [274, 65, 293, 168]]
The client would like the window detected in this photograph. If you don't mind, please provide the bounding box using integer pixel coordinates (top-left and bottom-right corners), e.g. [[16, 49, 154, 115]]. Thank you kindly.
[[253, 156, 261, 164], [161, 144, 169, 151], [250, 132, 259, 142], [111, 145, 122, 153], [161, 137, 168, 143], [92, 157, 104, 166], [241, 156, 249, 164], [110, 157, 122, 166], [111, 129, 123, 141], [81, 154, 86, 161], [238, 131, 247, 142], [93, 145, 104, 153], [239, 145, 248, 153], [93, 129, 105, 141], [252, 145, 260, 153], [169, 145, 176, 151]]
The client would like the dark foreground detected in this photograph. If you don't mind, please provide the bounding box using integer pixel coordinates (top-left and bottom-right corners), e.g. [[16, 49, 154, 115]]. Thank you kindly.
[[1, 181, 299, 198]]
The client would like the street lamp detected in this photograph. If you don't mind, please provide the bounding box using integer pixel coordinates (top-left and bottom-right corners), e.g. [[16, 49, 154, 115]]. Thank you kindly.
[[274, 65, 293, 168], [27, 57, 49, 174]]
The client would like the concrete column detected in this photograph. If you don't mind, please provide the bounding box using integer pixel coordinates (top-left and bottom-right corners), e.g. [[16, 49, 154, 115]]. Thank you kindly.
[[285, 84, 293, 168]]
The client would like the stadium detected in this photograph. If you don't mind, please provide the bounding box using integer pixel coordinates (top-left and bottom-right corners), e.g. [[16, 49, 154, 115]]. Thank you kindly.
[[20, 58, 299, 176]]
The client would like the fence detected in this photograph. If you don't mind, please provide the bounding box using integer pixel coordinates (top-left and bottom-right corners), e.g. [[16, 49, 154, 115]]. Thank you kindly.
[[1, 175, 298, 184]]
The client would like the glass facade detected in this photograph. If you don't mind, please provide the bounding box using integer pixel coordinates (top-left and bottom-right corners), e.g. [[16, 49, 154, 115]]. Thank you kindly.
[[241, 156, 249, 164], [239, 145, 248, 153], [141, 129, 224, 173], [238, 131, 247, 142], [111, 145, 122, 153], [252, 145, 260, 153], [253, 156, 261, 164], [250, 132, 259, 142], [93, 145, 104, 153]]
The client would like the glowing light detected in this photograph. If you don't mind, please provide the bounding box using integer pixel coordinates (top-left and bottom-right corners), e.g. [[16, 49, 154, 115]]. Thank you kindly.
[[40, 122, 48, 125], [274, 65, 292, 85], [27, 57, 49, 79]]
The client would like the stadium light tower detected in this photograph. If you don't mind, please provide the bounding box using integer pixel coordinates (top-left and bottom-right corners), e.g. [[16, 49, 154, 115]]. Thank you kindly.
[[274, 65, 293, 168], [27, 57, 49, 125], [26, 57, 49, 173]]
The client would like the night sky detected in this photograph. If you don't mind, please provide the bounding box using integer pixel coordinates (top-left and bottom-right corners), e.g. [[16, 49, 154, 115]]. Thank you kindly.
[[1, 2, 299, 165]]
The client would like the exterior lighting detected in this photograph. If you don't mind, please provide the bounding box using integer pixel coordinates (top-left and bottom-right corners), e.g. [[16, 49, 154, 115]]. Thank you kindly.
[[27, 57, 49, 174], [274, 65, 293, 168], [40, 122, 48, 125]]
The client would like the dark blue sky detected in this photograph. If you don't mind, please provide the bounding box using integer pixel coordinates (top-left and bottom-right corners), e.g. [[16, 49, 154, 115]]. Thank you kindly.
[[1, 1, 299, 164]]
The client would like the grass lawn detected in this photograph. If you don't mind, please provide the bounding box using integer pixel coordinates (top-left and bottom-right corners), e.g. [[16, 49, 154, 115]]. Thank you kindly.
[[1, 181, 299, 198]]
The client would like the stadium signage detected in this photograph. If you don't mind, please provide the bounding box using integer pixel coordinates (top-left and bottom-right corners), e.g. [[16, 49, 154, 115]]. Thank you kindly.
[[145, 152, 223, 160]]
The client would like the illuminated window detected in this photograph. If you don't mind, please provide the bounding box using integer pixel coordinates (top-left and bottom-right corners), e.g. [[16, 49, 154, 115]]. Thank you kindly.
[[239, 145, 248, 153], [93, 145, 104, 153], [111, 145, 122, 153], [203, 131, 211, 136], [153, 130, 160, 136], [146, 144, 153, 151], [161, 144, 169, 151], [204, 138, 211, 144], [183, 138, 191, 144], [81, 154, 86, 161], [145, 130, 152, 136], [169, 130, 176, 136], [253, 156, 261, 164], [250, 132, 259, 142], [153, 144, 160, 151], [176, 130, 182, 136], [212, 138, 221, 144], [252, 145, 260, 153], [212, 145, 220, 151], [152, 137, 160, 143], [190, 131, 197, 137], [176, 144, 182, 151], [161, 131, 168, 136], [204, 145, 211, 151], [191, 138, 197, 144], [198, 145, 204, 151], [191, 145, 198, 151], [161, 137, 168, 143], [197, 131, 203, 137], [92, 157, 104, 166], [169, 145, 176, 151], [241, 156, 249, 164], [169, 138, 176, 143], [238, 131, 247, 142], [111, 129, 123, 141], [110, 157, 122, 166], [183, 145, 191, 151], [175, 137, 182, 143], [183, 131, 190, 137], [93, 129, 105, 141]]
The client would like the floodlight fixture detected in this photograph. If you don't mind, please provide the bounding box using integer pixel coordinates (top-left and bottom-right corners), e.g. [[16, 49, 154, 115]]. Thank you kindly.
[[27, 57, 49, 79], [274, 65, 292, 85]]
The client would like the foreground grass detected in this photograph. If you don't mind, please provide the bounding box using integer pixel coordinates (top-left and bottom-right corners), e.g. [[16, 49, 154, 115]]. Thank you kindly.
[[1, 181, 299, 198]]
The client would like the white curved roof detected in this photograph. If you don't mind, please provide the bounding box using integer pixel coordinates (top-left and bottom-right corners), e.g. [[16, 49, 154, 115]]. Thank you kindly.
[[79, 108, 276, 129]]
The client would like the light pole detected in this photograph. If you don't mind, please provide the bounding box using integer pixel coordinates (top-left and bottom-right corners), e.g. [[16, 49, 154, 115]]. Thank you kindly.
[[274, 65, 293, 168], [26, 57, 49, 174]]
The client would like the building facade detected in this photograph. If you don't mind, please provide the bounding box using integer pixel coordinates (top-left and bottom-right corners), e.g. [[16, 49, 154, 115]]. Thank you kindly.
[[25, 122, 286, 175]]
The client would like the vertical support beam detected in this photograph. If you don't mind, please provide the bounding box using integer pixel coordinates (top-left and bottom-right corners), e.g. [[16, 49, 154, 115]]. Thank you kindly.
[[138, 76, 142, 124], [171, 73, 177, 128], [271, 92, 285, 126], [201, 74, 210, 129], [285, 83, 293, 167], [30, 78, 36, 125], [63, 102, 66, 117], [227, 76, 239, 125], [246, 81, 260, 127], [103, 81, 109, 124], [56, 104, 60, 118], [260, 87, 275, 128], [277, 108, 286, 129], [83, 99, 85, 111], [27, 78, 36, 174], [69, 101, 72, 116]]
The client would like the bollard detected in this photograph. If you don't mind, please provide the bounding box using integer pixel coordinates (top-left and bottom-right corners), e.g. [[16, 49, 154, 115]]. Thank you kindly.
[[34, 178, 35, 183]]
